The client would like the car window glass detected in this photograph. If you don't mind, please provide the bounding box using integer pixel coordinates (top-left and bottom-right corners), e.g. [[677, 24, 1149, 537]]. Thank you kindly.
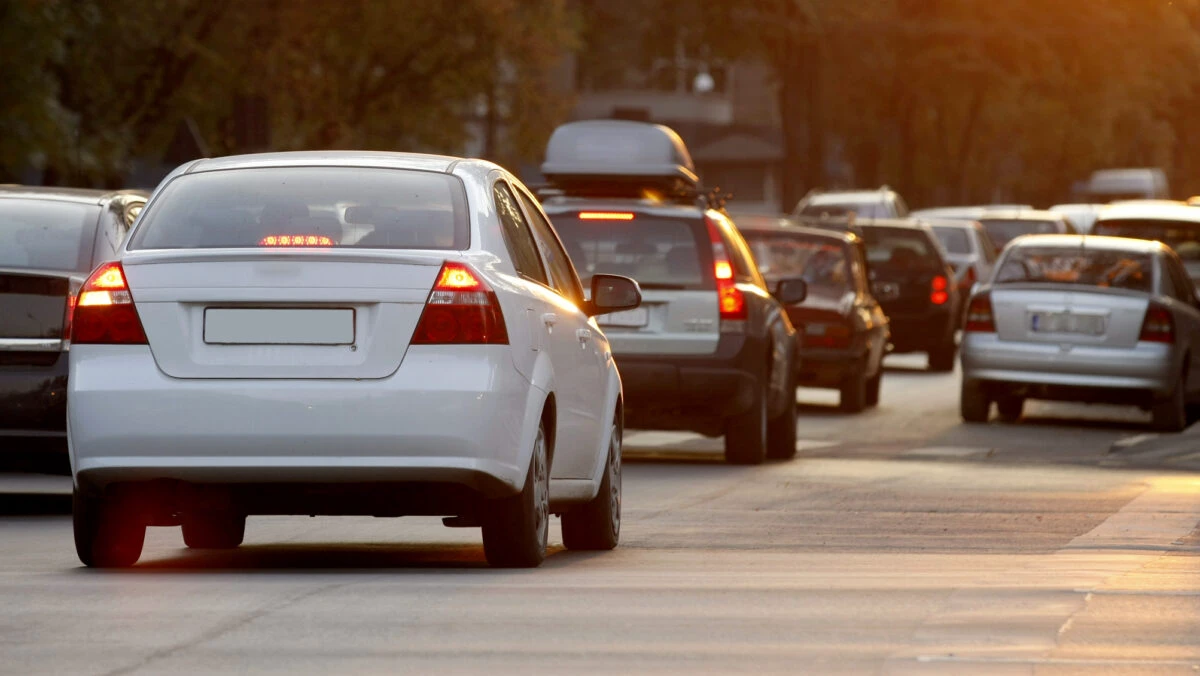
[[493, 182, 547, 284], [931, 226, 971, 254], [549, 213, 714, 291], [979, 219, 1061, 249], [995, 246, 1152, 292], [0, 199, 99, 272], [516, 189, 582, 304], [860, 228, 941, 274], [1165, 256, 1195, 302], [743, 232, 850, 298], [979, 229, 998, 262]]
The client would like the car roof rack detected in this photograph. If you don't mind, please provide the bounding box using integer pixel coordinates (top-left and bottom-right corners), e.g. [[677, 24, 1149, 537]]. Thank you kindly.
[[540, 120, 704, 205]]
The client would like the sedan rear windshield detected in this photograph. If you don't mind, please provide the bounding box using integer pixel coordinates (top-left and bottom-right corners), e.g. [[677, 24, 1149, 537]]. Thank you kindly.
[[800, 201, 890, 219], [980, 219, 1063, 248], [549, 214, 714, 290], [743, 232, 850, 294], [1092, 219, 1200, 259], [995, 247, 1152, 292], [129, 167, 469, 250], [930, 225, 971, 254], [860, 227, 941, 273], [0, 199, 99, 272]]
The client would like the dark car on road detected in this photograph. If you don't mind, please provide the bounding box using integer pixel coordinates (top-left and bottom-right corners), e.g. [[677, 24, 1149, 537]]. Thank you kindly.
[[540, 121, 807, 464], [0, 186, 147, 470], [738, 216, 890, 412]]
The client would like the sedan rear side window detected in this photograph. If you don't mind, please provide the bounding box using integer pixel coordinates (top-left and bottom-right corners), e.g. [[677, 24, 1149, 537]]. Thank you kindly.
[[0, 200, 99, 272], [550, 214, 714, 291], [995, 247, 1152, 292], [129, 167, 469, 250]]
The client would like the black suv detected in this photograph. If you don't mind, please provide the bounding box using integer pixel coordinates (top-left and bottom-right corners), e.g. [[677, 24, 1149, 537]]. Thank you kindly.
[[539, 120, 806, 464]]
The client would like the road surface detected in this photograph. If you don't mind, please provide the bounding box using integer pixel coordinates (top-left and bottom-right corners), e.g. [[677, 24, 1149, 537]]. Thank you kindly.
[[1, 355, 1197, 674]]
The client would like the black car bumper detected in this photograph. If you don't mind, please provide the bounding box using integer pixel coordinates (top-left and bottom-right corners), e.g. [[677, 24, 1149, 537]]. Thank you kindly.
[[615, 334, 766, 436]]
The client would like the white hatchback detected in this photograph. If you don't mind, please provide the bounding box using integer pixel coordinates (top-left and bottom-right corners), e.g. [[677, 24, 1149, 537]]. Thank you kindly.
[[68, 151, 641, 568]]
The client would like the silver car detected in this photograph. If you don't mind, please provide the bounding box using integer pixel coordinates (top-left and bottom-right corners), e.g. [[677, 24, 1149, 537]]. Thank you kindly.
[[925, 218, 997, 297], [960, 235, 1200, 431]]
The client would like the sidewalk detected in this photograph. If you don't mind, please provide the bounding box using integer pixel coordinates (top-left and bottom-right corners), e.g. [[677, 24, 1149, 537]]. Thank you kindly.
[[1108, 420, 1200, 471]]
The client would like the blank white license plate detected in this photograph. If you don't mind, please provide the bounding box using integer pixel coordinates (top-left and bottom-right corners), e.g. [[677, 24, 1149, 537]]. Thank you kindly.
[[204, 308, 355, 345], [1029, 312, 1105, 336], [599, 307, 649, 328]]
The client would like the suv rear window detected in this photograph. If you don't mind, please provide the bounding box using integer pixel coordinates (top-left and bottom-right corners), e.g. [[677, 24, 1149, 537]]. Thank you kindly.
[[0, 199, 99, 272], [743, 232, 850, 294], [995, 247, 1152, 292], [859, 227, 941, 273], [549, 213, 714, 290], [979, 219, 1061, 248], [129, 167, 469, 250]]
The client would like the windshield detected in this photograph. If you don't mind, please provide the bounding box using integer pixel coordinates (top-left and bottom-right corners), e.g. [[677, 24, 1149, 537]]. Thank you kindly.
[[129, 167, 469, 250], [743, 232, 851, 295], [931, 226, 971, 254], [549, 214, 714, 290], [996, 246, 1152, 292], [860, 227, 941, 273], [979, 219, 1063, 248], [0, 199, 99, 272], [799, 201, 890, 219]]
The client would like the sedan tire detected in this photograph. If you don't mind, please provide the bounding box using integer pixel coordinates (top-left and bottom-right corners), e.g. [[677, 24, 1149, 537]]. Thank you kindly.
[[960, 379, 991, 423], [995, 396, 1024, 423], [482, 422, 549, 568], [864, 372, 882, 408], [182, 513, 246, 550], [562, 421, 621, 551], [928, 339, 957, 373], [1151, 375, 1188, 433], [73, 490, 145, 568], [839, 374, 867, 413]]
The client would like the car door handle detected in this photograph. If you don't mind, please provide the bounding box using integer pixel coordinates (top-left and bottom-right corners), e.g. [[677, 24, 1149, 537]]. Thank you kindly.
[[576, 328, 592, 345], [542, 313, 558, 327]]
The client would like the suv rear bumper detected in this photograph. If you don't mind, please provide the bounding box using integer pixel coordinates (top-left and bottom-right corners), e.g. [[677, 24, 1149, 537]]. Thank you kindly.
[[614, 334, 766, 436]]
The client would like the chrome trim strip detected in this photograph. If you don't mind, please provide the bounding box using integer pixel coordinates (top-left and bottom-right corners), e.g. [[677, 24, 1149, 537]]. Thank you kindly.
[[0, 338, 63, 352]]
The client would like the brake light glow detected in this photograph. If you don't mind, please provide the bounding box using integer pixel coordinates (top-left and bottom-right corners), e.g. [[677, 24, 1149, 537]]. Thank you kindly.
[[1139, 303, 1175, 343], [259, 235, 334, 247], [930, 275, 949, 305], [72, 262, 148, 344], [412, 262, 508, 345], [705, 216, 747, 323], [579, 212, 635, 221], [964, 293, 995, 333]]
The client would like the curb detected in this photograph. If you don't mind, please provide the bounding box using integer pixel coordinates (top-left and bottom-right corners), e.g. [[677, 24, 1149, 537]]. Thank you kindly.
[[1108, 421, 1200, 470]]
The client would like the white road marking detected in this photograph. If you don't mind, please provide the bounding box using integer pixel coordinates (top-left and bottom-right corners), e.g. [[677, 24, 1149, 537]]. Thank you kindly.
[[901, 446, 989, 458]]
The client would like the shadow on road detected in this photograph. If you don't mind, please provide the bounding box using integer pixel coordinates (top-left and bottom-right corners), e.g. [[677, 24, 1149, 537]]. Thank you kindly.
[[82, 543, 606, 573], [0, 492, 71, 516]]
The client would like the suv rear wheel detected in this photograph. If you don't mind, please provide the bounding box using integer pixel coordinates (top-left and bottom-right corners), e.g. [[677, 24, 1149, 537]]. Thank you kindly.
[[725, 380, 768, 465], [766, 376, 798, 460]]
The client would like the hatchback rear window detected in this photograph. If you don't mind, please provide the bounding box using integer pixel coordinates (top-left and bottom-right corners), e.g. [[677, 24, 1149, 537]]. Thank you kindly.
[[0, 199, 99, 272], [129, 167, 469, 250], [930, 225, 971, 254], [549, 214, 714, 290], [995, 247, 1152, 292], [980, 219, 1062, 248], [859, 228, 941, 273], [744, 232, 850, 294]]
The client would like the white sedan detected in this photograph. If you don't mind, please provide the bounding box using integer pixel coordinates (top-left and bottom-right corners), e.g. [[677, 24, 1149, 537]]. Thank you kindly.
[[68, 151, 641, 568]]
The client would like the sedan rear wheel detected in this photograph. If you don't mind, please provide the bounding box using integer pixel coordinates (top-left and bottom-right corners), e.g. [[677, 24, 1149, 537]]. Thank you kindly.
[[73, 490, 145, 568], [864, 372, 882, 408], [839, 373, 867, 413], [960, 379, 991, 423], [561, 421, 621, 551], [928, 339, 957, 373], [182, 512, 246, 550], [482, 422, 549, 567], [1151, 374, 1188, 433], [995, 395, 1025, 423]]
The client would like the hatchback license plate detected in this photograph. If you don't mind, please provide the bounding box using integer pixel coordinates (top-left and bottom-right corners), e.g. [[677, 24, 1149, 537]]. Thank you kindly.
[[204, 308, 355, 345], [1029, 311, 1105, 336], [599, 307, 649, 328]]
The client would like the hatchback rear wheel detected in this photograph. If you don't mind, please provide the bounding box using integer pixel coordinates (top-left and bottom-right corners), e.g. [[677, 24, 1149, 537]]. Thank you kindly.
[[482, 422, 549, 567], [562, 420, 621, 550], [73, 490, 145, 568]]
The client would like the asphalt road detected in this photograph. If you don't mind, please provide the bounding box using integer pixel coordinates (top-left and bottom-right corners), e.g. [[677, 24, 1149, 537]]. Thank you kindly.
[[1, 354, 1198, 674]]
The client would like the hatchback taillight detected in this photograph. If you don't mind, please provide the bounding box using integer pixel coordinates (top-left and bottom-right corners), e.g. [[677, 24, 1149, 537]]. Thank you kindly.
[[964, 293, 995, 333], [705, 216, 747, 324], [71, 262, 148, 345], [412, 262, 508, 345], [1139, 303, 1175, 344]]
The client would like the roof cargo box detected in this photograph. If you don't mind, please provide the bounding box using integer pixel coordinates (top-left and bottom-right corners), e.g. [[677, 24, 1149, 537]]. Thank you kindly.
[[541, 120, 699, 198]]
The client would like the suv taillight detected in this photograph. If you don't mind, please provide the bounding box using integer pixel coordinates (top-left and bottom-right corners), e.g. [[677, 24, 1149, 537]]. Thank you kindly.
[[705, 216, 747, 324], [930, 275, 949, 305], [412, 262, 509, 345], [1139, 303, 1174, 344], [71, 262, 148, 345], [964, 293, 995, 333]]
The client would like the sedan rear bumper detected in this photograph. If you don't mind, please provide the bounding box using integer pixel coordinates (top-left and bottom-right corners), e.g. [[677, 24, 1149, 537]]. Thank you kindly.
[[961, 333, 1176, 393], [68, 345, 534, 501]]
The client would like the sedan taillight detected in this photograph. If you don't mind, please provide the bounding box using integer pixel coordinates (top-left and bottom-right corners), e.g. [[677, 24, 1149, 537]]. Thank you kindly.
[[1139, 303, 1175, 344], [412, 262, 509, 345], [72, 262, 148, 345], [964, 293, 995, 333]]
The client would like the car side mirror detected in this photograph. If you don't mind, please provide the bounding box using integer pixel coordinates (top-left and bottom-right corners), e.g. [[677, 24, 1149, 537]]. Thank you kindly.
[[587, 274, 642, 316], [774, 278, 808, 305]]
